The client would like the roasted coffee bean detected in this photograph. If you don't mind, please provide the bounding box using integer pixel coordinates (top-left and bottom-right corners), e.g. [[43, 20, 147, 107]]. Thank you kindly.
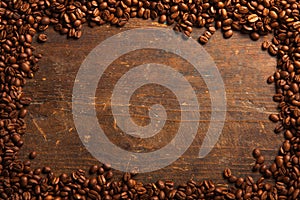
[[199, 35, 209, 44], [252, 148, 261, 158], [267, 75, 275, 84], [224, 168, 232, 178], [41, 16, 50, 25], [262, 41, 271, 50], [248, 14, 259, 23], [89, 165, 99, 174], [269, 114, 280, 122], [256, 155, 265, 164], [223, 30, 233, 39], [268, 44, 278, 56], [250, 32, 260, 41], [42, 166, 51, 174], [29, 151, 37, 159], [38, 33, 48, 43], [158, 15, 166, 24]]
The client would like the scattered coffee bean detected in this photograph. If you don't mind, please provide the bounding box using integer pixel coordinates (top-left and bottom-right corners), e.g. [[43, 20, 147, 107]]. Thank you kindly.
[[29, 151, 37, 160], [38, 33, 48, 43]]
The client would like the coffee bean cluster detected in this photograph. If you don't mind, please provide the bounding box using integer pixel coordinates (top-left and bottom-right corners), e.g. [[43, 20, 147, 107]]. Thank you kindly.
[[1, 0, 300, 199]]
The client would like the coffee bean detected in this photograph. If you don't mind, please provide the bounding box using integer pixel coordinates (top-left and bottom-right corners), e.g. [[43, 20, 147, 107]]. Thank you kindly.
[[250, 32, 260, 41], [228, 175, 238, 183], [19, 108, 27, 118], [29, 151, 37, 159], [20, 176, 28, 188], [158, 15, 166, 24], [223, 30, 233, 38], [267, 75, 275, 84], [248, 14, 259, 23], [252, 148, 261, 158], [74, 20, 81, 27], [268, 44, 278, 56], [256, 155, 265, 164], [41, 16, 50, 25], [224, 168, 232, 178], [38, 33, 48, 43], [269, 114, 280, 122], [269, 10, 278, 19], [199, 35, 209, 44], [89, 165, 99, 174], [226, 192, 236, 199], [42, 166, 51, 174], [262, 41, 271, 50]]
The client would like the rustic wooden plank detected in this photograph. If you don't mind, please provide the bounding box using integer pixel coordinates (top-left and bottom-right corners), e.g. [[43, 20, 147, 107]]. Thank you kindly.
[[19, 18, 282, 184]]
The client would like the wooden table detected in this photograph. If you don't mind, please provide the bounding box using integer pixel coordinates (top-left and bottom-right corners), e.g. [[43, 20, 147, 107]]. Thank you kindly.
[[19, 18, 282, 185]]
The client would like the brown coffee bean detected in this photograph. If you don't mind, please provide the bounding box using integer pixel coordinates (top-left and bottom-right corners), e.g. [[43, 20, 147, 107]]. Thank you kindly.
[[262, 41, 271, 50], [253, 148, 261, 158], [19, 108, 27, 118], [20, 176, 28, 187], [223, 30, 233, 38], [269, 10, 278, 19], [226, 193, 236, 199], [158, 15, 166, 24], [21, 63, 31, 72], [250, 32, 260, 41], [74, 20, 81, 27], [256, 155, 265, 164], [41, 16, 50, 25], [224, 168, 232, 178], [89, 165, 99, 174], [38, 33, 48, 43], [269, 114, 280, 122], [268, 44, 278, 56], [228, 175, 238, 183], [199, 35, 209, 44], [42, 166, 51, 174], [267, 75, 275, 84], [248, 14, 259, 23], [29, 151, 37, 159]]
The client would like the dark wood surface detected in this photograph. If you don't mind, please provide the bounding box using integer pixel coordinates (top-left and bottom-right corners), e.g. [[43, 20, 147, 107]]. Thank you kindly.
[[19, 18, 282, 185]]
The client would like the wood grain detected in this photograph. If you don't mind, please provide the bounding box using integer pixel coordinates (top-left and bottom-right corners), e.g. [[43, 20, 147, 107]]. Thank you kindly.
[[19, 18, 282, 185]]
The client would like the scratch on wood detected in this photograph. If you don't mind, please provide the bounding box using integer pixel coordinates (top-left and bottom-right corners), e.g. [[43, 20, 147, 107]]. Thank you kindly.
[[259, 122, 267, 134], [172, 166, 189, 171], [29, 113, 47, 141]]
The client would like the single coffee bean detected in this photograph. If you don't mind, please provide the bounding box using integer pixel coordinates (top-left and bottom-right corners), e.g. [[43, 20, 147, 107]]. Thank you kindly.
[[199, 35, 209, 44], [252, 148, 261, 158], [224, 168, 232, 178], [256, 155, 265, 164], [223, 30, 233, 38], [267, 75, 275, 84], [269, 10, 278, 19], [250, 32, 260, 41], [41, 16, 50, 25], [42, 166, 51, 174], [262, 41, 271, 50], [269, 114, 280, 122], [29, 151, 37, 159], [38, 33, 48, 43], [89, 165, 99, 174], [19, 108, 27, 118], [248, 14, 259, 23]]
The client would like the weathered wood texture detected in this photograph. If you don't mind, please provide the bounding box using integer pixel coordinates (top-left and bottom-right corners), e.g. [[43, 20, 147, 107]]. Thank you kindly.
[[19, 19, 282, 185]]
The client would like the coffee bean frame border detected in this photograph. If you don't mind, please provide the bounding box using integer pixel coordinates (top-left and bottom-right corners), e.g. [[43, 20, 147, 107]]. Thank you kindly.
[[0, 0, 299, 199]]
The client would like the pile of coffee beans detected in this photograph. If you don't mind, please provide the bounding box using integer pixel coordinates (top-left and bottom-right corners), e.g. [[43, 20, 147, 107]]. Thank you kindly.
[[1, 0, 300, 199]]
